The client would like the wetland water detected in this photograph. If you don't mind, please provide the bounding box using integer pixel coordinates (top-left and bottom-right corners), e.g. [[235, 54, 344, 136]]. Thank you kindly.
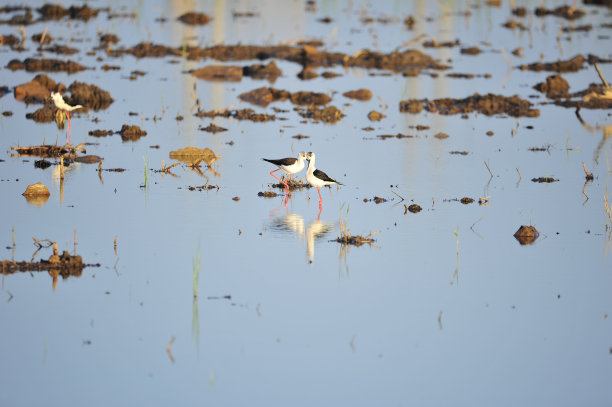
[[1, 1, 611, 406]]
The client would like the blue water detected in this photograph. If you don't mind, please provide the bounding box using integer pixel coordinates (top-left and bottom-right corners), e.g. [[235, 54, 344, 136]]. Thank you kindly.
[[1, 1, 611, 406]]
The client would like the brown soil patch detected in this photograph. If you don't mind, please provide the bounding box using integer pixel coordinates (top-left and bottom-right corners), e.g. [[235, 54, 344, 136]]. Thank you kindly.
[[119, 125, 147, 141], [238, 87, 290, 107], [296, 105, 344, 123], [14, 74, 56, 103], [69, 81, 113, 110], [343, 88, 372, 100], [514, 225, 539, 245], [178, 12, 210, 25], [400, 93, 539, 117], [519, 54, 584, 73], [200, 123, 227, 133], [195, 107, 276, 122], [7, 58, 88, 73], [533, 74, 570, 98], [368, 110, 386, 121], [1, 251, 99, 276], [22, 182, 50, 196], [534, 6, 585, 20], [243, 61, 282, 81], [531, 177, 558, 183], [37, 4, 100, 21], [191, 65, 243, 81], [169, 147, 218, 164]]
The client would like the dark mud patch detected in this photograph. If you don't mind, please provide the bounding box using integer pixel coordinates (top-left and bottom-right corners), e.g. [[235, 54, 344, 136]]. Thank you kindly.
[[7, 58, 88, 73], [113, 43, 447, 74], [400, 93, 539, 117], [533, 74, 570, 98], [336, 233, 377, 247], [363, 196, 387, 204], [446, 72, 491, 79], [519, 54, 584, 73], [534, 6, 585, 20], [88, 129, 114, 137], [423, 39, 460, 48], [119, 125, 147, 141], [296, 105, 344, 123], [258, 191, 279, 198], [238, 87, 290, 107], [68, 81, 113, 110], [11, 144, 82, 158], [514, 225, 540, 245], [14, 74, 56, 103], [531, 177, 559, 183], [269, 178, 311, 191], [34, 159, 52, 169], [178, 11, 210, 25], [405, 204, 422, 214], [199, 123, 228, 133], [0, 34, 20, 48], [460, 46, 482, 55], [195, 107, 276, 122], [376, 133, 413, 140], [188, 184, 219, 191], [37, 4, 101, 21], [191, 65, 243, 81], [39, 44, 78, 55], [243, 61, 282, 81]]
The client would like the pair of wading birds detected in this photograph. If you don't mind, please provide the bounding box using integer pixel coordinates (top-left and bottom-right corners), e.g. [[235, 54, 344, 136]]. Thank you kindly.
[[263, 151, 341, 207], [50, 91, 342, 204]]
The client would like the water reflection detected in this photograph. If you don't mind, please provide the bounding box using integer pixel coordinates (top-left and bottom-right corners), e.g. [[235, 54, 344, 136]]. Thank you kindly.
[[268, 198, 334, 263]]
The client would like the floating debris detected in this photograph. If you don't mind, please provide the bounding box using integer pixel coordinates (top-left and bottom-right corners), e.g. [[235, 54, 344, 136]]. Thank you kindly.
[[170, 147, 219, 165], [257, 191, 279, 198]]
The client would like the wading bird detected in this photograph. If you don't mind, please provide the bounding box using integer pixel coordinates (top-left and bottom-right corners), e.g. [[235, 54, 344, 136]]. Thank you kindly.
[[305, 152, 342, 208], [51, 91, 82, 145], [262, 152, 307, 193]]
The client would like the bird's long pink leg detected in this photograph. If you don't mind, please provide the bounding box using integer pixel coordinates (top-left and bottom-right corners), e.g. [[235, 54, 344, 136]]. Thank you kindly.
[[317, 187, 322, 209], [269, 168, 289, 191], [66, 111, 72, 145]]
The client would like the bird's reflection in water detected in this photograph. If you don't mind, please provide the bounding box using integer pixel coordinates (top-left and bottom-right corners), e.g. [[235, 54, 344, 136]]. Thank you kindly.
[[268, 197, 334, 263]]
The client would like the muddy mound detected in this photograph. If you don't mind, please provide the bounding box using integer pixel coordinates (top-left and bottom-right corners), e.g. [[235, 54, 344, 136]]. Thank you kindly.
[[178, 11, 210, 25], [400, 93, 539, 118], [534, 74, 570, 98], [109, 42, 181, 58], [243, 61, 282, 81], [238, 87, 291, 107], [0, 34, 20, 48], [519, 54, 584, 73], [296, 105, 344, 123], [68, 82, 113, 110], [37, 4, 100, 21], [119, 125, 147, 141], [7, 57, 87, 73], [534, 6, 585, 20], [14, 74, 57, 103]]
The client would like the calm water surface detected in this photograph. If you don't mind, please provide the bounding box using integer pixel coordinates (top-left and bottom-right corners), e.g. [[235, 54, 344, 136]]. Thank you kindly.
[[1, 1, 611, 406]]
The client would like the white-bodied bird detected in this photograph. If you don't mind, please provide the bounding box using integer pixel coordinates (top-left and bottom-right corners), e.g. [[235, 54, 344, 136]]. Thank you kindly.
[[305, 152, 342, 208], [262, 151, 307, 193], [51, 91, 83, 144]]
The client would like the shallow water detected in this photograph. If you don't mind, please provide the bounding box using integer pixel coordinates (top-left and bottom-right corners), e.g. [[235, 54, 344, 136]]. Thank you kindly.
[[1, 1, 612, 406]]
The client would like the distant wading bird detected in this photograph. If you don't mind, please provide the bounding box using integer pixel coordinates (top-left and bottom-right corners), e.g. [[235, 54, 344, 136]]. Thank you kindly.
[[51, 91, 83, 145], [305, 152, 342, 208], [263, 151, 307, 193]]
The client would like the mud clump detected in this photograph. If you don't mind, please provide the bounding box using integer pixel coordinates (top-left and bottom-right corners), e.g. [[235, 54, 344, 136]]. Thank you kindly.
[[109, 42, 181, 58], [238, 87, 290, 107], [291, 91, 331, 106], [22, 182, 50, 196], [343, 88, 373, 101], [514, 225, 540, 245], [532, 177, 558, 183], [243, 61, 282, 81], [519, 54, 584, 73], [7, 58, 88, 73], [297, 105, 344, 123], [195, 107, 276, 122], [258, 191, 279, 198], [191, 65, 243, 81], [88, 129, 114, 137], [400, 93, 539, 118], [534, 6, 585, 20], [26, 106, 55, 123], [14, 74, 57, 103], [68, 82, 113, 110], [367, 110, 386, 121], [200, 123, 227, 133], [533, 74, 570, 98], [119, 125, 147, 141], [0, 34, 20, 49], [37, 4, 100, 21], [178, 12, 210, 25], [406, 204, 422, 213]]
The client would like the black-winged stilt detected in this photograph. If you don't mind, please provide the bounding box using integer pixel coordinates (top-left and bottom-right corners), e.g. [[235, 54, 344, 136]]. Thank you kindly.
[[262, 151, 307, 193], [51, 91, 83, 145], [305, 152, 342, 207]]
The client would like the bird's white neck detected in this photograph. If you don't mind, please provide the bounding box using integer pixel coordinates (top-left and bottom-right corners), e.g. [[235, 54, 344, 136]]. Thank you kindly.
[[307, 156, 316, 176]]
